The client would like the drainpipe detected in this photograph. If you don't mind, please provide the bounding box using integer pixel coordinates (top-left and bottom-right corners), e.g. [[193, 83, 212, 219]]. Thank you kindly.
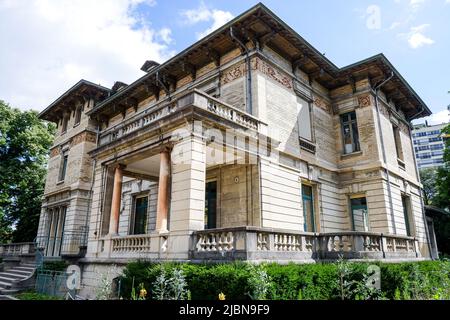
[[84, 120, 101, 246], [406, 106, 434, 259], [230, 27, 253, 115], [373, 72, 397, 234]]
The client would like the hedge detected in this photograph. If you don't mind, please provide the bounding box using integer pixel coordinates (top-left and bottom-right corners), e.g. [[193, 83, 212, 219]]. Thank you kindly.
[[118, 259, 450, 300]]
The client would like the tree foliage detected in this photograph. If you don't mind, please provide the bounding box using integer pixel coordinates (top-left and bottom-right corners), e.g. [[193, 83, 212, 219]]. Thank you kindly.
[[434, 123, 450, 211], [419, 168, 438, 205], [0, 100, 55, 242]]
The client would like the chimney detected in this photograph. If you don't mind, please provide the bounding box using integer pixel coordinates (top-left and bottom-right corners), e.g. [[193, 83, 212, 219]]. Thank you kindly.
[[140, 60, 160, 73], [111, 81, 128, 93]]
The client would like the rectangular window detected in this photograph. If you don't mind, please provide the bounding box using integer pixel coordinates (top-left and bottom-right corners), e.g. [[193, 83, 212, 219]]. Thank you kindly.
[[58, 151, 68, 182], [61, 116, 68, 133], [204, 181, 217, 229], [340, 111, 360, 154], [401, 195, 412, 236], [74, 107, 82, 126], [350, 197, 369, 231], [393, 125, 404, 160], [297, 96, 312, 141], [302, 184, 315, 232], [131, 196, 148, 235]]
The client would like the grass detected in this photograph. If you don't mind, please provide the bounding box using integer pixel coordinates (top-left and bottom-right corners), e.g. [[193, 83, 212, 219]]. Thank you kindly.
[[15, 290, 61, 300]]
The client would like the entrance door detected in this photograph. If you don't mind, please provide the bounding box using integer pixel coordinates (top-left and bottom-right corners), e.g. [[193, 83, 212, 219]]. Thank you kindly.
[[205, 181, 217, 229], [350, 197, 369, 231], [132, 196, 148, 235], [302, 185, 316, 232]]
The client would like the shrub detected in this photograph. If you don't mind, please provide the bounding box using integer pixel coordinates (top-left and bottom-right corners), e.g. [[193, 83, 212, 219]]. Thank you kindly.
[[119, 260, 450, 300], [16, 290, 61, 300], [42, 260, 68, 272]]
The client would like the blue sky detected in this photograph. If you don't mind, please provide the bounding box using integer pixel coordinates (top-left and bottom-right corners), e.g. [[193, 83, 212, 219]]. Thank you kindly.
[[0, 0, 449, 124]]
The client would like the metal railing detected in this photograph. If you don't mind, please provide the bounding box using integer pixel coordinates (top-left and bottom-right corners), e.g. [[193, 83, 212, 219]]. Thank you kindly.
[[35, 230, 88, 257]]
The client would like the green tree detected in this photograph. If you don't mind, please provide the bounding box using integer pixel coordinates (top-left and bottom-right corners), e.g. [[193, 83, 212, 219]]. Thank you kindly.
[[419, 168, 438, 205], [0, 100, 55, 243], [434, 124, 450, 212]]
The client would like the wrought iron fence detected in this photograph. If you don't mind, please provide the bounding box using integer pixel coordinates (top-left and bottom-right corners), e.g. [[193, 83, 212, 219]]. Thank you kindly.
[[35, 269, 68, 298], [35, 230, 88, 257]]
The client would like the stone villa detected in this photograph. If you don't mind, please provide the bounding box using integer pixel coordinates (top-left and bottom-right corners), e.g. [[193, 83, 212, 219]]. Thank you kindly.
[[29, 4, 436, 297]]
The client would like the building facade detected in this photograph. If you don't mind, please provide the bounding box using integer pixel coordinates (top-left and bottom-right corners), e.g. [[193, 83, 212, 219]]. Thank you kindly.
[[412, 122, 448, 169], [34, 4, 434, 298]]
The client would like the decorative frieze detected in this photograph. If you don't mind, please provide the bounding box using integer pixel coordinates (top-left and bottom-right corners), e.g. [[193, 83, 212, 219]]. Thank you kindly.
[[357, 94, 372, 108], [313, 95, 332, 114], [50, 147, 60, 158], [70, 131, 97, 147], [220, 57, 293, 90]]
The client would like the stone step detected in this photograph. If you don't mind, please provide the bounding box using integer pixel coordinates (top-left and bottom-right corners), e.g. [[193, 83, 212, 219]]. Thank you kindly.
[[6, 269, 32, 276], [21, 263, 37, 267], [13, 266, 35, 272], [0, 272, 28, 280], [0, 275, 19, 283], [0, 281, 12, 289]]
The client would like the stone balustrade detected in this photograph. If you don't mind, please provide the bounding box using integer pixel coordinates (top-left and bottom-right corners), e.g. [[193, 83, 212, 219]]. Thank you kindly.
[[98, 89, 264, 147], [106, 233, 168, 259], [190, 227, 420, 262], [0, 242, 35, 257]]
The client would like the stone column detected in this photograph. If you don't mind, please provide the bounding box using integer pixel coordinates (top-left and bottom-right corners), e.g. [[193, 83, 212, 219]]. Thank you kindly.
[[108, 164, 124, 235], [156, 149, 171, 232]]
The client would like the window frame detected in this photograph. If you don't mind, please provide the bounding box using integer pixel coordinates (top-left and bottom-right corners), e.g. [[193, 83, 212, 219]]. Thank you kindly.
[[301, 183, 316, 232], [340, 111, 360, 154], [61, 116, 69, 134], [74, 106, 82, 127], [58, 150, 69, 182], [401, 194, 415, 237], [349, 195, 369, 232], [129, 194, 149, 235], [297, 96, 314, 143]]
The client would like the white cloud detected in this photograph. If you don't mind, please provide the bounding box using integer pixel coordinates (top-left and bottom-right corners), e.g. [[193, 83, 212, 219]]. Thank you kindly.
[[0, 0, 174, 111], [410, 0, 426, 10], [420, 108, 450, 125], [181, 2, 234, 39], [157, 28, 173, 45], [389, 21, 402, 30], [398, 24, 435, 48]]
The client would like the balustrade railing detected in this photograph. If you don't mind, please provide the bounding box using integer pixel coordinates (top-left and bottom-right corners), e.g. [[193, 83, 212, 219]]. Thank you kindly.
[[0, 242, 35, 257], [111, 234, 152, 254], [190, 227, 419, 261], [98, 89, 264, 147]]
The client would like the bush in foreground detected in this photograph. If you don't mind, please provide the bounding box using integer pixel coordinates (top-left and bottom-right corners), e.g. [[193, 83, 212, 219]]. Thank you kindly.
[[118, 260, 450, 300]]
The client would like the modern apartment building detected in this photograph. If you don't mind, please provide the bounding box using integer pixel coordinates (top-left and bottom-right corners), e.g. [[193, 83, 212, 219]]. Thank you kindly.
[[413, 122, 448, 169]]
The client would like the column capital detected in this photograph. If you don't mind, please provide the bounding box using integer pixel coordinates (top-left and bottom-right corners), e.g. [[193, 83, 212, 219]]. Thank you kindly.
[[113, 163, 127, 170], [159, 144, 173, 154]]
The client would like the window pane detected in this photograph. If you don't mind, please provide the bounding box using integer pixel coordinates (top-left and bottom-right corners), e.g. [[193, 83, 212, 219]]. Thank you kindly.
[[133, 197, 148, 234], [302, 185, 315, 232], [351, 121, 360, 152], [297, 97, 312, 141], [401, 195, 411, 236], [351, 197, 368, 231]]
